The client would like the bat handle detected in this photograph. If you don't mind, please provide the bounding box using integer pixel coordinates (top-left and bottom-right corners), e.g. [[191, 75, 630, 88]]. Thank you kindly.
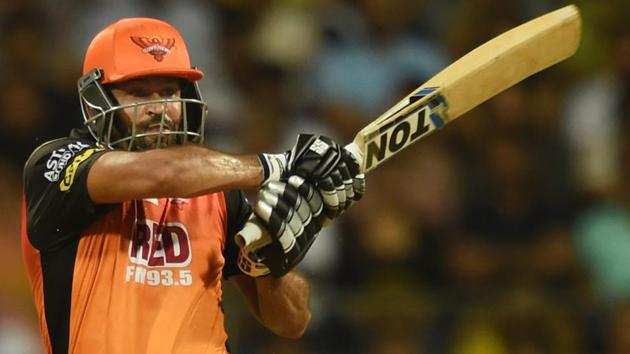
[[235, 216, 271, 249], [344, 142, 365, 173]]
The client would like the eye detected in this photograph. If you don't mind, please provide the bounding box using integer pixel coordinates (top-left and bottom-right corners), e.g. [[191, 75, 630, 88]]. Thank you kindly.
[[161, 87, 180, 97], [129, 88, 149, 97]]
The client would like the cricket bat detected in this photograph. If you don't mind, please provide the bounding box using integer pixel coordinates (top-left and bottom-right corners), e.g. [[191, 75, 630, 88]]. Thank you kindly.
[[344, 4, 582, 173], [237, 5, 582, 251]]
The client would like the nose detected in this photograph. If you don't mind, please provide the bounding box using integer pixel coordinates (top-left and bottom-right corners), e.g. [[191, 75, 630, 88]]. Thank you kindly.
[[144, 95, 181, 125], [145, 93, 166, 116]]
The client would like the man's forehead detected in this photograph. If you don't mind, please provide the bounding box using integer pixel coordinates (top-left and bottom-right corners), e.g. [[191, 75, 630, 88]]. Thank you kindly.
[[112, 76, 183, 88]]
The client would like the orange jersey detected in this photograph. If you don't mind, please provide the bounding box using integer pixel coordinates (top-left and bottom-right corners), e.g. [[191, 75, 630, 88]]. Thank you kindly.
[[22, 128, 250, 354]]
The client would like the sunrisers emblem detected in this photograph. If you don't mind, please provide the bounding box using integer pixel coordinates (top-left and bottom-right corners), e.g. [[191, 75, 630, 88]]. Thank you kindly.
[[59, 148, 104, 191], [130, 36, 175, 62]]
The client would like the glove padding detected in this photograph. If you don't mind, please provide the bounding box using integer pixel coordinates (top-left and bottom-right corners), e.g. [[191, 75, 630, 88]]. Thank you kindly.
[[236, 176, 324, 277], [286, 134, 366, 218], [287, 134, 343, 180], [317, 149, 366, 218]]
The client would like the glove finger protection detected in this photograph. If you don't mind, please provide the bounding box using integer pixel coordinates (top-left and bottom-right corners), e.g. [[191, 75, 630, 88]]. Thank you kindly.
[[341, 148, 366, 202], [329, 169, 347, 211], [287, 175, 323, 218], [258, 187, 304, 246], [336, 160, 355, 207], [238, 179, 323, 277], [287, 175, 325, 244], [264, 180, 312, 231], [352, 173, 366, 201], [317, 176, 340, 218], [317, 168, 349, 218], [255, 187, 298, 253], [253, 193, 300, 276], [260, 181, 315, 254]]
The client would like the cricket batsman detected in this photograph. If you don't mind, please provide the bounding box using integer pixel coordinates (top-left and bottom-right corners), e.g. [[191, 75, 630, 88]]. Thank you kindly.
[[21, 17, 364, 354]]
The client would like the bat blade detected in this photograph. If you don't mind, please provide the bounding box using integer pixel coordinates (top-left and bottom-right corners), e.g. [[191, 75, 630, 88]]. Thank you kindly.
[[346, 4, 582, 174]]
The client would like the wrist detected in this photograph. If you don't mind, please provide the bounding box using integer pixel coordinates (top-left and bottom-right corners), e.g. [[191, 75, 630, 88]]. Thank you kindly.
[[257, 153, 287, 185]]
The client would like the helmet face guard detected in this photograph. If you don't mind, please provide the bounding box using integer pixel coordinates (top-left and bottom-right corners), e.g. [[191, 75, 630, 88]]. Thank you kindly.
[[78, 68, 208, 151]]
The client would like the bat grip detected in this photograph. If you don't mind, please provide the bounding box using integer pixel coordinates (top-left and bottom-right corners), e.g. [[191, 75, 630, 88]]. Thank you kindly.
[[235, 216, 270, 249]]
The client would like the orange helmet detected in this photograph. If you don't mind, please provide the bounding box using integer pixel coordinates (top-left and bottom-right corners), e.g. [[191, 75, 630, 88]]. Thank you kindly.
[[78, 17, 208, 150], [83, 17, 203, 83]]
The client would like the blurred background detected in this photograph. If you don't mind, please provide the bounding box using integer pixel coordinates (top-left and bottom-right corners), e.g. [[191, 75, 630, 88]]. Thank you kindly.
[[1, 0, 629, 353]]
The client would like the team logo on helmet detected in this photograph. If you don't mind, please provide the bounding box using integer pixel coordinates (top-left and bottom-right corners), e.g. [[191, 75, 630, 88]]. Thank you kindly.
[[130, 36, 176, 62]]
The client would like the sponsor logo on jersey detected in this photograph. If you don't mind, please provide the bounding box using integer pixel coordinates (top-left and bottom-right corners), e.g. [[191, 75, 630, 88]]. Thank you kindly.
[[129, 219, 192, 267], [44, 141, 91, 182], [126, 218, 194, 287], [59, 147, 104, 191], [130, 36, 176, 62]]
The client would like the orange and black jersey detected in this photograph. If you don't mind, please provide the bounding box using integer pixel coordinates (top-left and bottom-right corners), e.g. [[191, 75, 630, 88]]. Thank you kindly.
[[21, 128, 251, 354]]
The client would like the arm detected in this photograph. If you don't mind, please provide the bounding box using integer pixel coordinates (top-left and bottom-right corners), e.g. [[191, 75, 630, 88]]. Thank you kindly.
[[230, 272, 312, 339], [88, 145, 264, 203], [223, 190, 311, 338], [88, 133, 362, 204]]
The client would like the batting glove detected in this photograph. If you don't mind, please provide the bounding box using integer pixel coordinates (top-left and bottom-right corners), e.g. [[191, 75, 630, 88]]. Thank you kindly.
[[237, 176, 324, 277]]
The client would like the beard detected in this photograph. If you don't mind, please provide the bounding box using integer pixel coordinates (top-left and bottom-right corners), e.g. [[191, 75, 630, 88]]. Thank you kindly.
[[132, 119, 181, 150], [113, 112, 180, 151], [132, 132, 178, 150]]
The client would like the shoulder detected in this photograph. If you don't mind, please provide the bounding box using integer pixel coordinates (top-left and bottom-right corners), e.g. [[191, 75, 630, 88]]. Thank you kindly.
[[23, 136, 105, 185], [22, 136, 111, 250]]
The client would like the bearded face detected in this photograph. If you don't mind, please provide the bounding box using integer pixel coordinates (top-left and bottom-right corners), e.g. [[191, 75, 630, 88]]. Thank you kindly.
[[121, 107, 181, 150], [109, 77, 184, 151]]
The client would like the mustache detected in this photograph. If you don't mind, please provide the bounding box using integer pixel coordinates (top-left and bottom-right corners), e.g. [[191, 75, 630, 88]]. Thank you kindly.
[[135, 115, 178, 132]]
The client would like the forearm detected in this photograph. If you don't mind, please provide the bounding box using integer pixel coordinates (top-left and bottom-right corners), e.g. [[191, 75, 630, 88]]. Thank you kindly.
[[88, 144, 264, 203], [255, 272, 312, 338], [155, 145, 263, 196]]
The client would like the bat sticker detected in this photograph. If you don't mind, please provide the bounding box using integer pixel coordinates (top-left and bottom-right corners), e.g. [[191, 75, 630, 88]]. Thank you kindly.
[[363, 89, 447, 171]]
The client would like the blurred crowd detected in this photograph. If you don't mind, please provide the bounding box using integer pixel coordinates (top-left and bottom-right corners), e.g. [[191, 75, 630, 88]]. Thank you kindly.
[[1, 0, 629, 353]]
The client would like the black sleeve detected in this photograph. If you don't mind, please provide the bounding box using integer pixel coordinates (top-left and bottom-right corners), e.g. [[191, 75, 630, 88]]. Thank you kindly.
[[223, 190, 253, 279], [23, 138, 111, 251]]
